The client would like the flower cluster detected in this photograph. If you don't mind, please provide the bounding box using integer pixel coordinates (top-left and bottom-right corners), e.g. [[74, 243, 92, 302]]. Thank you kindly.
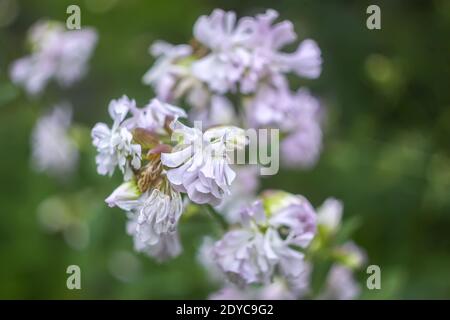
[[10, 20, 97, 95], [200, 195, 365, 300], [92, 96, 247, 260], [143, 9, 323, 167], [88, 8, 367, 299]]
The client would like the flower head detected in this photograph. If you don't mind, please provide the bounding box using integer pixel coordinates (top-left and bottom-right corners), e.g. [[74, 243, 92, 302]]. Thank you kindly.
[[191, 9, 322, 94], [319, 265, 360, 300], [142, 41, 193, 101], [10, 20, 97, 95], [127, 216, 182, 262], [213, 228, 278, 286], [215, 166, 260, 223], [131, 186, 183, 246], [161, 121, 246, 206], [31, 104, 78, 177], [91, 96, 142, 180], [317, 197, 343, 234], [124, 98, 186, 134], [246, 85, 323, 168], [212, 191, 317, 286]]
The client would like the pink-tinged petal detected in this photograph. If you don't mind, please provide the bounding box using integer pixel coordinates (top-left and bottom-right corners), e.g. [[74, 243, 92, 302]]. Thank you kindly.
[[283, 39, 322, 79], [161, 146, 192, 168]]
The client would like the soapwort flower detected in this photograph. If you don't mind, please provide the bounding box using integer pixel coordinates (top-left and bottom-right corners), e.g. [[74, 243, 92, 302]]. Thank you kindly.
[[31, 104, 78, 177], [212, 191, 317, 286], [161, 121, 247, 206], [10, 20, 97, 95], [91, 95, 142, 180]]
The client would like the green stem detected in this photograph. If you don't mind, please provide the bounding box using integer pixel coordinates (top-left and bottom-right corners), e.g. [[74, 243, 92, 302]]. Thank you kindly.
[[204, 204, 229, 231]]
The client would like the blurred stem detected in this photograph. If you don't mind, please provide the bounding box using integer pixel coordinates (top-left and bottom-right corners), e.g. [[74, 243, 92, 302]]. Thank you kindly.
[[204, 204, 228, 231]]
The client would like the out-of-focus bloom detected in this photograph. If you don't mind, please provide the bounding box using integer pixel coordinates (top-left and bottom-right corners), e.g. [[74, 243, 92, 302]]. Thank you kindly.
[[209, 286, 252, 300], [192, 9, 322, 94], [142, 41, 193, 101], [91, 96, 142, 180], [189, 95, 236, 128], [335, 241, 367, 270], [239, 10, 322, 93], [192, 9, 252, 94], [246, 86, 323, 169], [209, 275, 308, 300], [216, 166, 260, 223], [267, 192, 317, 249], [161, 121, 246, 206], [31, 104, 78, 177], [213, 227, 278, 286], [280, 126, 322, 169], [319, 265, 360, 300], [124, 98, 187, 134], [213, 191, 317, 286], [317, 197, 343, 233], [197, 237, 223, 282], [10, 20, 97, 95]]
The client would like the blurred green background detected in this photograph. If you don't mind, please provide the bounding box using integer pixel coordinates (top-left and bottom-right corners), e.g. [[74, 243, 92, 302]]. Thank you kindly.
[[0, 0, 449, 299]]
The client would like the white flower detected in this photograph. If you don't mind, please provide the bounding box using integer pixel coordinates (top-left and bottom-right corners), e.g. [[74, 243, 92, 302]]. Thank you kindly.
[[91, 96, 141, 180], [268, 194, 317, 248], [105, 180, 141, 211], [210, 269, 311, 300], [161, 121, 246, 206], [240, 10, 322, 92], [188, 95, 236, 128], [209, 286, 251, 300], [246, 85, 323, 168], [319, 265, 360, 300], [142, 41, 192, 101], [31, 104, 78, 177], [337, 241, 367, 269], [317, 197, 343, 233], [116, 177, 184, 262], [197, 236, 223, 282], [192, 9, 252, 93], [191, 9, 322, 94], [213, 228, 278, 286], [277, 39, 322, 79], [124, 98, 187, 134], [215, 166, 260, 223], [10, 20, 97, 95], [132, 187, 183, 246], [213, 193, 317, 286]]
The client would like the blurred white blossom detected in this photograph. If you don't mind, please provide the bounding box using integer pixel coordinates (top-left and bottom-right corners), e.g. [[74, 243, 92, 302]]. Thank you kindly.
[[319, 265, 360, 300], [10, 20, 97, 95], [31, 104, 78, 177]]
